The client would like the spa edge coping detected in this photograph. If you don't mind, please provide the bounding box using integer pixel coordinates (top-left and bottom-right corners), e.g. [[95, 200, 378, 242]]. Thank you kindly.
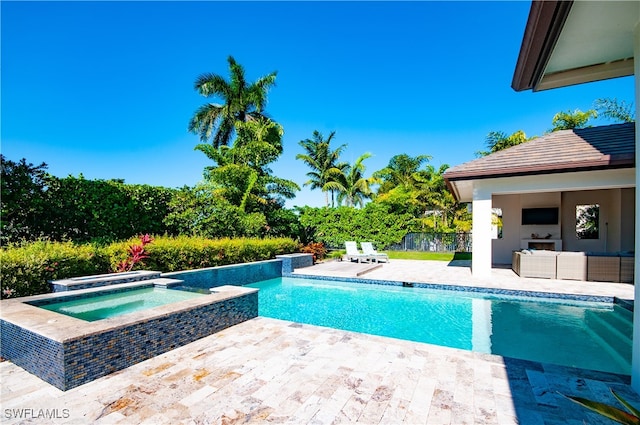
[[49, 270, 162, 289], [0, 281, 258, 343]]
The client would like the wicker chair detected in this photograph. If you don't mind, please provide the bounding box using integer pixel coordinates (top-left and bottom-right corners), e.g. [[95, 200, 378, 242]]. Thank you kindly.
[[620, 255, 634, 283], [587, 255, 620, 282], [512, 251, 558, 279], [556, 252, 587, 281]]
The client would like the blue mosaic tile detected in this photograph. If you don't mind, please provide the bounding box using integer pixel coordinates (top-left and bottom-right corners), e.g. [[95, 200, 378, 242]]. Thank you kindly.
[[277, 254, 313, 273], [163, 259, 283, 289], [2, 290, 257, 391]]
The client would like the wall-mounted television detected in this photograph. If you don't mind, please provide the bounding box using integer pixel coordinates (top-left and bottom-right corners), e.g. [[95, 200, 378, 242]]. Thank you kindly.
[[521, 207, 559, 225]]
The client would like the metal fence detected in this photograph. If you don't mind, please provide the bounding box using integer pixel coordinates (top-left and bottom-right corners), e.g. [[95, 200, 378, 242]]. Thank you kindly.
[[386, 232, 472, 253]]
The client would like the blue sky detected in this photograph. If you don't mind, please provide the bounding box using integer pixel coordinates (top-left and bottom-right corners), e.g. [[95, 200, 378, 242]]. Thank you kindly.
[[2, 1, 634, 208]]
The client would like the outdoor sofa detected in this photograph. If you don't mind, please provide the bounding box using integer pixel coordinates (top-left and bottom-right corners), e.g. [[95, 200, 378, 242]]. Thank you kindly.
[[512, 250, 634, 283], [511, 250, 557, 279]]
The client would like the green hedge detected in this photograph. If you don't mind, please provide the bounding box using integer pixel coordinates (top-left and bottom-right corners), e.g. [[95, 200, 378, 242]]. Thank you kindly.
[[0, 241, 110, 299], [298, 203, 415, 249], [105, 235, 300, 272], [1, 236, 299, 299]]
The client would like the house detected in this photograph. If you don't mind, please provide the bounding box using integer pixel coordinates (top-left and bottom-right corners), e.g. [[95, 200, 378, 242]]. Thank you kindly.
[[444, 123, 635, 266], [475, 0, 639, 393]]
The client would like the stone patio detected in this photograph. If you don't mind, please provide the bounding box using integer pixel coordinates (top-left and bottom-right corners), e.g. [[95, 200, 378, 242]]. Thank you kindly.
[[1, 260, 638, 424]]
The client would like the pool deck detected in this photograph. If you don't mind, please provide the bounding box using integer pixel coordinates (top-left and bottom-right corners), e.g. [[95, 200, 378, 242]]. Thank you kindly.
[[1, 260, 638, 424]]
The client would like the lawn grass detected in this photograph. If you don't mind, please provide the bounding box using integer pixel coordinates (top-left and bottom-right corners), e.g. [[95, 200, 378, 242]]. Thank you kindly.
[[386, 251, 472, 261], [326, 250, 471, 262]]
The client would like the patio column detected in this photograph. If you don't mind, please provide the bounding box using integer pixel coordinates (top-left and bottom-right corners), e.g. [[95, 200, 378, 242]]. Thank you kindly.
[[472, 186, 492, 278], [632, 13, 640, 393]]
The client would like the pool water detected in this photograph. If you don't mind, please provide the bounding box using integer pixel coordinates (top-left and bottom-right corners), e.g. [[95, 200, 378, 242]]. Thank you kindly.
[[247, 277, 633, 375], [37, 287, 205, 322]]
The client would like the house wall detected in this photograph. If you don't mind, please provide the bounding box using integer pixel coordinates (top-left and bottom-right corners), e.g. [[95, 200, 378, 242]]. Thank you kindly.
[[520, 192, 562, 241], [492, 194, 521, 264], [561, 189, 635, 253], [621, 187, 635, 251], [492, 192, 562, 264], [492, 188, 635, 265]]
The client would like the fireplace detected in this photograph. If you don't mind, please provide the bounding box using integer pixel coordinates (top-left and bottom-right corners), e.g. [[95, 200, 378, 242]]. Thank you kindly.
[[528, 241, 554, 250], [521, 239, 562, 251]]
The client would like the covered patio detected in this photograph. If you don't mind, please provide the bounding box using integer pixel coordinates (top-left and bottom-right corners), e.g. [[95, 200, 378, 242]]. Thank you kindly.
[[495, 0, 640, 393], [443, 122, 635, 276]]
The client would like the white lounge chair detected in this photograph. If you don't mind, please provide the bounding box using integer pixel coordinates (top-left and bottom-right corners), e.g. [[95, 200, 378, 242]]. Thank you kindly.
[[361, 242, 389, 263], [344, 241, 371, 263]]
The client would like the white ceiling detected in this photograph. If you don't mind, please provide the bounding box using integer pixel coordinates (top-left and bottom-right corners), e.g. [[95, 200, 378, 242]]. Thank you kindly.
[[545, 1, 637, 75]]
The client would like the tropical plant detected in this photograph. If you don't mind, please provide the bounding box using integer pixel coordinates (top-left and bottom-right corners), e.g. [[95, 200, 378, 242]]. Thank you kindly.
[[1, 236, 299, 298], [476, 130, 533, 156], [332, 152, 377, 208], [594, 98, 635, 123], [296, 130, 349, 207], [300, 242, 327, 263], [373, 156, 467, 232], [188, 56, 277, 148], [115, 234, 154, 272], [373, 154, 432, 195], [550, 108, 597, 131], [297, 203, 415, 249], [196, 118, 298, 213], [418, 164, 458, 230], [43, 176, 174, 242], [564, 388, 640, 425], [163, 183, 260, 238], [0, 155, 49, 243], [1, 156, 176, 244]]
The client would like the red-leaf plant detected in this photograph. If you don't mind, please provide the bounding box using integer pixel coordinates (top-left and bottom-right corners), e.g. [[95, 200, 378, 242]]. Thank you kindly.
[[116, 234, 154, 272]]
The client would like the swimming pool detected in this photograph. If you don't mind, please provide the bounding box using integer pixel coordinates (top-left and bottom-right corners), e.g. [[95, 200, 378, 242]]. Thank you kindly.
[[246, 277, 633, 375]]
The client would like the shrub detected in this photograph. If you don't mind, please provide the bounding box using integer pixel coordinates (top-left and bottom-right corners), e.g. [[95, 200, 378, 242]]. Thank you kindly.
[[137, 235, 299, 272], [300, 242, 327, 263], [1, 236, 300, 298], [0, 241, 110, 299], [298, 203, 414, 249], [114, 234, 154, 272]]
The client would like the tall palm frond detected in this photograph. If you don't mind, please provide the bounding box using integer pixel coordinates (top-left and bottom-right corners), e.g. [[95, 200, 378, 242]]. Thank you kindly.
[[373, 154, 432, 194], [296, 130, 348, 206], [189, 56, 277, 148], [593, 98, 635, 123], [335, 153, 375, 208]]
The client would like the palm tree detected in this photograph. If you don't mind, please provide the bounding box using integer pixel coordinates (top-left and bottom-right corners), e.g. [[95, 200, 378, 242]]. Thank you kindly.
[[476, 130, 533, 156], [296, 131, 348, 207], [331, 153, 376, 208], [419, 164, 457, 229], [593, 98, 635, 123], [373, 154, 432, 194], [196, 118, 298, 212], [188, 56, 277, 148], [550, 109, 597, 132]]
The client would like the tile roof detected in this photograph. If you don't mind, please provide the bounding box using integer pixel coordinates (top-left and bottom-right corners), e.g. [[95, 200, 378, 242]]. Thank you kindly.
[[443, 123, 635, 181]]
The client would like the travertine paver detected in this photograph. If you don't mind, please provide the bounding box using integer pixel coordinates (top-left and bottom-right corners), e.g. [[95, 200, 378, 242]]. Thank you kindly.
[[1, 261, 638, 424], [2, 317, 638, 424], [294, 259, 635, 299]]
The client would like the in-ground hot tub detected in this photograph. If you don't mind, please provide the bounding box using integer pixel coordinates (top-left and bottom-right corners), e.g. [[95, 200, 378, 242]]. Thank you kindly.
[[0, 280, 258, 390], [30, 285, 207, 322]]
